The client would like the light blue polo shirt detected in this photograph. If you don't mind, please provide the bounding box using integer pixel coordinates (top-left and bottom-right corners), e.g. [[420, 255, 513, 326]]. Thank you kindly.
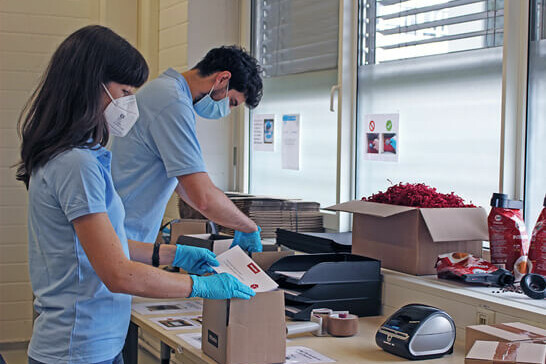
[[27, 146, 131, 364], [111, 68, 206, 243]]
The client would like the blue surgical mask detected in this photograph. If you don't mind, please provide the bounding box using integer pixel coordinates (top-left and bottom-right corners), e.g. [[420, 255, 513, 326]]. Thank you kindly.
[[193, 82, 230, 119]]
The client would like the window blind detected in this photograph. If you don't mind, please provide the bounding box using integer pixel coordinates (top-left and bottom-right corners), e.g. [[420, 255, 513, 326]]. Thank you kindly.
[[362, 0, 504, 64], [253, 0, 339, 77]]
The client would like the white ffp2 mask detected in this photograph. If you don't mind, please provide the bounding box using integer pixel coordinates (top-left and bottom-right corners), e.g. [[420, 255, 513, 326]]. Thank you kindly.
[[102, 84, 139, 137]]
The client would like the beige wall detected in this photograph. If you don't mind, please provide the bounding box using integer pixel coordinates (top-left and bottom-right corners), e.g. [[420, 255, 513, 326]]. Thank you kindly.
[[159, 0, 188, 73], [159, 0, 189, 222], [0, 0, 176, 344]]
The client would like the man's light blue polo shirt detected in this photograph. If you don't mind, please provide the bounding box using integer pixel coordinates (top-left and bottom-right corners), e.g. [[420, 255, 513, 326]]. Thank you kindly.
[[27, 146, 131, 364], [111, 68, 206, 243]]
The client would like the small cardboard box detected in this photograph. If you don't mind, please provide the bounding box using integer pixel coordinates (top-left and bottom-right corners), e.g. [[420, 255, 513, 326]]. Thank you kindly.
[[171, 219, 209, 243], [465, 341, 546, 363], [201, 290, 286, 364], [177, 233, 233, 255], [327, 200, 488, 275], [251, 245, 294, 271], [466, 323, 546, 353]]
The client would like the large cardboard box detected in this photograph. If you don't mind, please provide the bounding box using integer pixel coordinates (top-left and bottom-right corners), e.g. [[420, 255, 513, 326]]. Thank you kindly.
[[466, 323, 546, 353], [327, 200, 488, 275], [201, 290, 286, 364], [171, 219, 209, 243], [465, 341, 546, 363]]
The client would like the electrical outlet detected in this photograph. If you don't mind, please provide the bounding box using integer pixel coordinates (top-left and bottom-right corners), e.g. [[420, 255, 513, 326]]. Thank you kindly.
[[476, 306, 495, 325]]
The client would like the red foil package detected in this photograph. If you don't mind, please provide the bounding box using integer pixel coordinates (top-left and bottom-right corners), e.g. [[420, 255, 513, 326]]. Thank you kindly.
[[436, 253, 497, 274], [529, 196, 546, 276], [488, 193, 530, 280], [435, 253, 514, 286]]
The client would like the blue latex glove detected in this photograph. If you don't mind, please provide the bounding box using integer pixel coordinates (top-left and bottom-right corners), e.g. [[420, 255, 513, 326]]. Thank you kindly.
[[230, 226, 263, 253], [173, 245, 219, 275], [388, 137, 397, 150], [189, 273, 256, 300]]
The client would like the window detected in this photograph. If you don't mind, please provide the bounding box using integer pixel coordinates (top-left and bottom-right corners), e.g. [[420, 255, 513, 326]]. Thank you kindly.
[[248, 0, 340, 208], [253, 0, 339, 77], [356, 0, 505, 208], [525, 0, 546, 228], [361, 0, 504, 64]]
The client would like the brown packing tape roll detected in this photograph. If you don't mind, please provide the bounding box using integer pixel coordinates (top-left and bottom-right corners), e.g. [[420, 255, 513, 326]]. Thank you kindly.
[[327, 313, 359, 337], [493, 342, 519, 363]]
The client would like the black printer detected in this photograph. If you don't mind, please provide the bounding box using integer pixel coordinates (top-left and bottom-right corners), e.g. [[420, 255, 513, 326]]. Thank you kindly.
[[376, 304, 456, 360]]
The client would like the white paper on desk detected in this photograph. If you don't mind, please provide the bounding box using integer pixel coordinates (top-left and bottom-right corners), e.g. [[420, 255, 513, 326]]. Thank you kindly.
[[281, 114, 300, 170], [132, 300, 203, 315], [214, 245, 278, 292], [284, 346, 336, 364], [148, 315, 201, 331], [177, 332, 202, 349]]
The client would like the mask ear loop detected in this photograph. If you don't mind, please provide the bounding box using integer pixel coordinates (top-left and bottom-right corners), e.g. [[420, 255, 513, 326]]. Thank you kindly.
[[102, 83, 116, 104]]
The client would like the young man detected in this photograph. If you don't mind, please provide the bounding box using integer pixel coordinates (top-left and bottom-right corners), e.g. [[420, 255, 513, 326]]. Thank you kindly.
[[111, 46, 263, 252]]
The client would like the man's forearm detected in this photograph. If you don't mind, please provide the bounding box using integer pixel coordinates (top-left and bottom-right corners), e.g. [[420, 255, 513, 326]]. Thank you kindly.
[[176, 180, 257, 233]]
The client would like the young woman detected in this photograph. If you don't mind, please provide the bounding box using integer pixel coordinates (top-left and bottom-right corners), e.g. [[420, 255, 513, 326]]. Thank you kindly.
[[16, 25, 254, 364]]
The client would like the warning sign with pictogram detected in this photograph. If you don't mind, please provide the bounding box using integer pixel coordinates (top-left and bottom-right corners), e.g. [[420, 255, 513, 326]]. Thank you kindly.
[[363, 113, 399, 162]]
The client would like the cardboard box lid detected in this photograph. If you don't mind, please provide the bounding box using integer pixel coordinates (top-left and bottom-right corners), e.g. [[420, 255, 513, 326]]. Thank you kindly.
[[466, 341, 546, 363], [327, 200, 488, 242], [469, 323, 546, 342]]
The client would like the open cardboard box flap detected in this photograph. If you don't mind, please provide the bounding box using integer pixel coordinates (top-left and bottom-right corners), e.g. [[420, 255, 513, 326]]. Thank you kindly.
[[327, 200, 488, 242], [420, 207, 488, 242], [326, 200, 415, 217]]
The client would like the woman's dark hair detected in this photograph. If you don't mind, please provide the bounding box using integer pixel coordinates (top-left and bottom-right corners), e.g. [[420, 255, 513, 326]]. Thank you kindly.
[[193, 45, 263, 109], [16, 25, 148, 188]]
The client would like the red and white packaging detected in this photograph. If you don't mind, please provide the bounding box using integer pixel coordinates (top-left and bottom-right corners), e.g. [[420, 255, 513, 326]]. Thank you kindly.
[[529, 197, 546, 276], [436, 253, 498, 276], [488, 194, 530, 280]]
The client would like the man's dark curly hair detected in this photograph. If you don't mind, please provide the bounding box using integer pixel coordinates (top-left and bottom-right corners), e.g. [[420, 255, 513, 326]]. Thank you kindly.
[[193, 45, 263, 108]]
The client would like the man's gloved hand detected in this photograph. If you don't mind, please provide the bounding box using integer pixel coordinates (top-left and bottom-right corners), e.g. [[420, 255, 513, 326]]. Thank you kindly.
[[189, 273, 255, 300], [172, 245, 219, 275], [230, 226, 262, 253]]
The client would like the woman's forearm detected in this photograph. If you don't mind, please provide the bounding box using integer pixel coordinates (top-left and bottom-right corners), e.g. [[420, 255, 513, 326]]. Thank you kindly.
[[128, 239, 176, 266], [114, 259, 193, 298]]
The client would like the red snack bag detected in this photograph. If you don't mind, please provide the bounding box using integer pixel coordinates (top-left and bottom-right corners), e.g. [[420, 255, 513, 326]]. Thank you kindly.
[[435, 253, 514, 286], [529, 195, 546, 276], [488, 193, 530, 280]]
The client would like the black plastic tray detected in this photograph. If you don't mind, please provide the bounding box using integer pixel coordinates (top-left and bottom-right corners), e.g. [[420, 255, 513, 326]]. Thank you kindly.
[[276, 229, 352, 254], [280, 280, 382, 303], [268, 253, 381, 285], [285, 297, 381, 320]]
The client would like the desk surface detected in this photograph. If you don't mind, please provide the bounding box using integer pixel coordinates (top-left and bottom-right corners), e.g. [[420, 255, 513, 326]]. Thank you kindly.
[[131, 297, 465, 364]]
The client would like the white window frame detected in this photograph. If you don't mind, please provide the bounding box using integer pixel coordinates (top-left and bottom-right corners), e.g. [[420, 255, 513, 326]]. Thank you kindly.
[[235, 0, 531, 232]]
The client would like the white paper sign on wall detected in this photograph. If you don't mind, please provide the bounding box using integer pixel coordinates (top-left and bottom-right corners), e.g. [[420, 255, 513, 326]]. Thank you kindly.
[[363, 113, 399, 162]]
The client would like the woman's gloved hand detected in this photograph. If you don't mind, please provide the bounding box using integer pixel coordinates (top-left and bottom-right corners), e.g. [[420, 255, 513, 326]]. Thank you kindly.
[[230, 226, 263, 253], [172, 245, 219, 275], [189, 273, 255, 299]]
